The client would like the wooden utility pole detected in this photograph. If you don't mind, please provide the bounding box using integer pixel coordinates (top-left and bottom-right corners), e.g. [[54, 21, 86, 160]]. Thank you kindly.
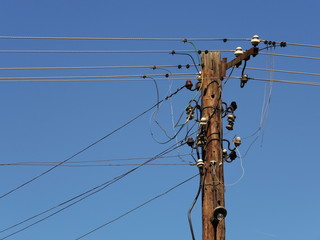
[[201, 47, 258, 240], [201, 51, 225, 240]]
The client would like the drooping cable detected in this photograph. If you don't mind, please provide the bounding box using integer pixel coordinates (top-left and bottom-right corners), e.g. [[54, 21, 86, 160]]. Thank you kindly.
[[225, 148, 245, 186]]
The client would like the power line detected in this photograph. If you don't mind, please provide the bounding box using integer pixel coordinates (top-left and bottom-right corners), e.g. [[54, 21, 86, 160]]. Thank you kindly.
[[0, 36, 250, 41], [0, 73, 196, 80], [0, 141, 186, 239], [260, 52, 320, 60], [0, 77, 195, 83], [229, 76, 320, 86], [280, 42, 320, 48], [74, 174, 199, 240], [0, 163, 191, 167], [1, 35, 319, 49], [0, 84, 186, 199], [243, 67, 320, 77], [0, 50, 233, 54], [2, 154, 194, 165], [0, 64, 198, 71]]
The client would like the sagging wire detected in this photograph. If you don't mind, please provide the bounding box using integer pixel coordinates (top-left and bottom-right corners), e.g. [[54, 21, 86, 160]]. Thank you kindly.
[[146, 75, 176, 142], [260, 48, 275, 144], [148, 66, 189, 162], [225, 148, 245, 187], [241, 48, 275, 158]]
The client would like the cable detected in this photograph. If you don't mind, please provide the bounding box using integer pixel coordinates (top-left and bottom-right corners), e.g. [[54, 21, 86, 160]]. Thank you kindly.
[[0, 73, 196, 81], [0, 50, 233, 54], [188, 171, 203, 240], [0, 141, 186, 238], [225, 148, 245, 186], [0, 64, 198, 71], [280, 42, 320, 48], [0, 77, 196, 83], [223, 66, 235, 86], [0, 36, 250, 41], [74, 174, 199, 240], [0, 154, 195, 165], [0, 163, 192, 167], [148, 76, 174, 141], [228, 76, 320, 86], [260, 52, 320, 60], [0, 84, 186, 199], [172, 52, 200, 72], [243, 67, 320, 77]]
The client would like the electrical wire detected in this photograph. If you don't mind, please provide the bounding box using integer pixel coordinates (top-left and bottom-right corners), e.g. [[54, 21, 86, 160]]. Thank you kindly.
[[0, 154, 195, 165], [0, 36, 250, 41], [0, 50, 233, 54], [148, 76, 175, 141], [223, 66, 235, 86], [286, 42, 320, 48], [243, 67, 320, 77], [0, 84, 186, 199], [271, 41, 320, 48], [0, 163, 191, 167], [0, 73, 196, 81], [228, 76, 320, 86], [0, 153, 195, 166], [74, 174, 199, 240], [0, 64, 198, 71], [259, 52, 320, 60], [0, 77, 196, 83], [0, 141, 186, 238], [225, 148, 245, 187], [173, 52, 200, 72], [188, 171, 203, 240]]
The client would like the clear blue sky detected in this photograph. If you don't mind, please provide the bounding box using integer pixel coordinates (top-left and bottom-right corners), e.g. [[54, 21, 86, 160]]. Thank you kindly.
[[0, 0, 319, 240]]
